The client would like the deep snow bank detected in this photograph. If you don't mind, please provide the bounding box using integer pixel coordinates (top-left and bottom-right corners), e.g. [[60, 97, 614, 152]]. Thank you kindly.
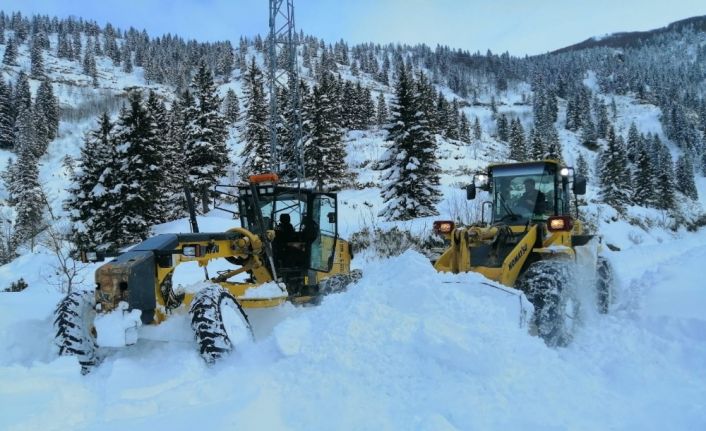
[[0, 248, 704, 430]]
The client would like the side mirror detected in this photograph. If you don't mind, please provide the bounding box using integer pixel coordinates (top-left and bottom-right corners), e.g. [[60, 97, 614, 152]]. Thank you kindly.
[[466, 183, 476, 200], [573, 176, 587, 195]]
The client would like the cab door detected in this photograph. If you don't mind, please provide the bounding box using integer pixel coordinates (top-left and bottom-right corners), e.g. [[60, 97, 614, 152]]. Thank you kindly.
[[308, 193, 338, 272]]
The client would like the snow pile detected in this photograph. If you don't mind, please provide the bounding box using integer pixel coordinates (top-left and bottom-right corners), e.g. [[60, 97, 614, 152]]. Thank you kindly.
[[0, 244, 705, 429]]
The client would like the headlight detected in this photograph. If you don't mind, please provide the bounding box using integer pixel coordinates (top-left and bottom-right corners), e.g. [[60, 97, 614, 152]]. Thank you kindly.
[[433, 220, 455, 235], [560, 168, 570, 176], [182, 245, 199, 257]]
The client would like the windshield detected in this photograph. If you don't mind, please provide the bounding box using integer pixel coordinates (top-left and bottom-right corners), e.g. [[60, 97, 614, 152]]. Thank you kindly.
[[491, 165, 556, 223]]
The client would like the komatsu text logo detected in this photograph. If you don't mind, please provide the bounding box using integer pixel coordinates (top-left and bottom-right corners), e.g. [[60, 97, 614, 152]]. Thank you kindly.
[[508, 243, 528, 270]]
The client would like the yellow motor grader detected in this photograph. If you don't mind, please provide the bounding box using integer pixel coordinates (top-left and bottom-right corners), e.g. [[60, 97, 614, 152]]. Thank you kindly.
[[433, 160, 612, 346], [54, 174, 361, 372]]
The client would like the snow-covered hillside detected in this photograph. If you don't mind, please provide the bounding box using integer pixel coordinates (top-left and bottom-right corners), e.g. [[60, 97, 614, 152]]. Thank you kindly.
[[1, 10, 706, 431]]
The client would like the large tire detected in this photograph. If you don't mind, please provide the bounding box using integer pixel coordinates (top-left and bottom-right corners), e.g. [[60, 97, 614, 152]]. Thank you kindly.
[[189, 284, 253, 364], [53, 290, 98, 374], [516, 260, 577, 347], [596, 256, 613, 314], [318, 269, 363, 295]]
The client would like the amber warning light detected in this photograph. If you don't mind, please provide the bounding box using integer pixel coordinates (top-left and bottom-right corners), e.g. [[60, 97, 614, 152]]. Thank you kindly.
[[433, 220, 455, 235], [248, 173, 279, 184], [547, 216, 573, 232]]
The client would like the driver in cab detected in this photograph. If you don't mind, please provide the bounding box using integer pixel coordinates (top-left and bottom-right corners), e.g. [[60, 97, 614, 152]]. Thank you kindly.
[[518, 178, 546, 215]]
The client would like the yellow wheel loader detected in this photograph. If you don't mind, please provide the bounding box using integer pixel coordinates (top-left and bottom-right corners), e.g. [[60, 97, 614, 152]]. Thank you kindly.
[[433, 160, 612, 346], [54, 174, 361, 372]]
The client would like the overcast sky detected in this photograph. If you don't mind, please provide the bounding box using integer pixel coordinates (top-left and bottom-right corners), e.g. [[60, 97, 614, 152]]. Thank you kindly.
[[3, 0, 705, 55]]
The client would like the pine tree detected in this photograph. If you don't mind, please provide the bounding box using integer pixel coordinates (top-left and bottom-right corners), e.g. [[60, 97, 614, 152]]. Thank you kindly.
[[223, 88, 240, 124], [0, 80, 14, 150], [675, 155, 698, 200], [2, 37, 18, 66], [528, 128, 544, 160], [473, 117, 482, 141], [82, 43, 98, 85], [580, 116, 597, 150], [576, 152, 589, 179], [121, 43, 133, 73], [459, 112, 471, 144], [30, 40, 45, 78], [508, 118, 526, 160], [185, 62, 230, 208], [240, 57, 270, 177], [655, 143, 676, 211], [633, 146, 655, 206], [543, 124, 562, 161], [304, 73, 347, 189], [146, 90, 180, 222], [14, 72, 32, 113], [65, 112, 115, 248], [11, 145, 45, 250], [107, 91, 163, 245], [496, 114, 509, 142], [376, 92, 388, 128], [35, 80, 59, 142], [626, 122, 641, 164], [599, 126, 632, 210], [379, 63, 441, 220]]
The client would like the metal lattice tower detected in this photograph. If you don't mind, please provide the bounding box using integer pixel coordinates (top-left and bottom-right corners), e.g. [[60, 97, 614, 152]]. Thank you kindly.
[[268, 0, 304, 183]]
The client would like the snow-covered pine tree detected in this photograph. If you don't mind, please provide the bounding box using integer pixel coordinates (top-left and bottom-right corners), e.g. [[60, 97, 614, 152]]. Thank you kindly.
[[379, 63, 441, 220], [239, 57, 270, 178], [576, 152, 589, 179], [655, 143, 676, 211], [11, 144, 45, 250], [35, 80, 59, 143], [473, 117, 482, 141], [579, 116, 597, 150], [304, 72, 347, 189], [594, 100, 610, 139], [82, 43, 98, 86], [436, 91, 450, 137], [633, 145, 655, 207], [376, 92, 388, 128], [528, 128, 544, 160], [599, 126, 632, 210], [121, 43, 133, 73], [496, 114, 509, 142], [30, 40, 45, 79], [223, 88, 240, 124], [146, 90, 180, 223], [459, 112, 471, 144], [65, 112, 115, 248], [13, 105, 38, 157], [543, 124, 562, 161], [14, 72, 32, 113], [185, 62, 230, 208], [445, 100, 460, 140], [0, 80, 13, 150], [108, 91, 163, 245], [675, 155, 698, 200], [508, 118, 526, 161], [2, 37, 18, 66], [626, 122, 641, 164]]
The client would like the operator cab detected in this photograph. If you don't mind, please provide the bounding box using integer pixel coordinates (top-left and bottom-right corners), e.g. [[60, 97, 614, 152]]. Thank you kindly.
[[467, 160, 582, 226], [236, 178, 338, 280]]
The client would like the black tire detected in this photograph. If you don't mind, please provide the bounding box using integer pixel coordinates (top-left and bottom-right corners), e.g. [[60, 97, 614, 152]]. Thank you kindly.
[[596, 256, 613, 314], [189, 284, 252, 364], [516, 260, 576, 347], [318, 269, 363, 295], [53, 290, 98, 374]]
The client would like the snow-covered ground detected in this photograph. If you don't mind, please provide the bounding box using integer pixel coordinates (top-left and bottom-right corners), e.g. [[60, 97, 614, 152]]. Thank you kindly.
[[1, 220, 705, 430]]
